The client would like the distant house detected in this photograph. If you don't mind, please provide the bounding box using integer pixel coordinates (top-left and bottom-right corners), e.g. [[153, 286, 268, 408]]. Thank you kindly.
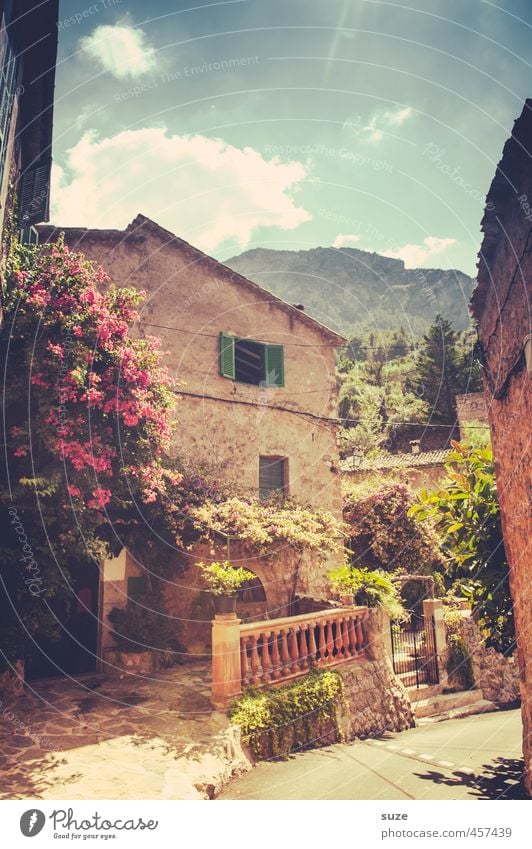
[[39, 214, 346, 658], [471, 100, 532, 796], [341, 446, 452, 492], [0, 1, 58, 250]]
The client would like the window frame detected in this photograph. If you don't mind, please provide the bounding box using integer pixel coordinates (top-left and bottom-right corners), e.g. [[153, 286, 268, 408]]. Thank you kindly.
[[219, 332, 284, 387], [259, 455, 289, 501]]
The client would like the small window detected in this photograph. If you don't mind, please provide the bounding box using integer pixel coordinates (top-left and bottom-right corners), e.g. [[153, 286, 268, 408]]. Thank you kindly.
[[220, 333, 284, 387], [259, 456, 288, 500], [127, 576, 146, 600]]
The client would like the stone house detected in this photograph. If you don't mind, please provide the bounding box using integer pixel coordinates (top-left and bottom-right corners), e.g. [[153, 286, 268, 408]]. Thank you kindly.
[[341, 446, 452, 493], [471, 100, 532, 795], [39, 214, 346, 659], [0, 0, 57, 251]]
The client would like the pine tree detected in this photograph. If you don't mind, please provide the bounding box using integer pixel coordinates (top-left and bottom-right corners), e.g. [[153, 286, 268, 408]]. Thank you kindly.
[[410, 315, 460, 423]]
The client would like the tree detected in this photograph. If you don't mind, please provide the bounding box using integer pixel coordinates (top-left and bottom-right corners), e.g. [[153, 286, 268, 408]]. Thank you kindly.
[[0, 240, 188, 669], [409, 315, 460, 423], [343, 483, 445, 576], [409, 442, 514, 653]]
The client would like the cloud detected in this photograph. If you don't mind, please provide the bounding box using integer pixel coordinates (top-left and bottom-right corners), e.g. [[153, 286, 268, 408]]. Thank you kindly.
[[51, 128, 311, 252], [80, 25, 157, 79], [344, 106, 413, 143], [333, 234, 361, 248], [383, 236, 456, 267], [385, 106, 413, 126]]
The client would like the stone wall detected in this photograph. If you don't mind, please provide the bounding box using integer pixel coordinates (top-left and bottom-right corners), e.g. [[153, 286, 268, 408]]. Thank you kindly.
[[471, 100, 532, 795], [455, 392, 488, 439], [459, 615, 521, 704], [337, 657, 415, 740], [336, 607, 415, 740]]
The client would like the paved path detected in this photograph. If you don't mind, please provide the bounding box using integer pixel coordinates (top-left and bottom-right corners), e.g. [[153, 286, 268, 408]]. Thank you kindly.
[[219, 708, 526, 800], [0, 662, 248, 800]]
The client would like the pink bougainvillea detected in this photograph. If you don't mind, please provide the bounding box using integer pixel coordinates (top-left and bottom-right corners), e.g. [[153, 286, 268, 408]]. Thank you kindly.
[[5, 238, 180, 511]]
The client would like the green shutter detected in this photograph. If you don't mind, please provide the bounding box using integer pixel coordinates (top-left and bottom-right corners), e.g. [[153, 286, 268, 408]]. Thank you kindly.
[[219, 332, 236, 379], [264, 344, 284, 387]]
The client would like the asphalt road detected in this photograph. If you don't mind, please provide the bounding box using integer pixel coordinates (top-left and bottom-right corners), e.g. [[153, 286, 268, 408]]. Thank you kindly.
[[219, 708, 525, 800]]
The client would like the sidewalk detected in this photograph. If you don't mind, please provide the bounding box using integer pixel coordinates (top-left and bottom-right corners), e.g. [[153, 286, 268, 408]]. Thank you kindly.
[[0, 661, 250, 800]]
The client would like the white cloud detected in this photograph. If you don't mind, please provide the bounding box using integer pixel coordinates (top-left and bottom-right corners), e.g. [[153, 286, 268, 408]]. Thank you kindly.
[[383, 236, 456, 267], [333, 234, 361, 248], [344, 106, 413, 143], [80, 25, 157, 79], [51, 128, 311, 252], [384, 106, 413, 126]]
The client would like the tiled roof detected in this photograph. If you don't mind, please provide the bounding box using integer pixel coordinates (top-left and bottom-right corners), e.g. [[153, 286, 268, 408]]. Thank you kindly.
[[341, 449, 452, 473]]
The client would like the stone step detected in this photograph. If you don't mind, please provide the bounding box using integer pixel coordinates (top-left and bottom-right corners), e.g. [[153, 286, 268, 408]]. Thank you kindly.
[[413, 689, 484, 718], [417, 699, 497, 724]]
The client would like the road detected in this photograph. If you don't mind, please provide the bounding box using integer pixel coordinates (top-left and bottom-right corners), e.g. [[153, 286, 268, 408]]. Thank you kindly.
[[219, 708, 525, 800]]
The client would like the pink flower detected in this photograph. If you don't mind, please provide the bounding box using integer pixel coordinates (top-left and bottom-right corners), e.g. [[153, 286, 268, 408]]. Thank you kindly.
[[67, 485, 81, 497]]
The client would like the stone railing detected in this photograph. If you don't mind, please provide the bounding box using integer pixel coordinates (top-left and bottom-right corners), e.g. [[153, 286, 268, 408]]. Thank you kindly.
[[212, 606, 368, 708]]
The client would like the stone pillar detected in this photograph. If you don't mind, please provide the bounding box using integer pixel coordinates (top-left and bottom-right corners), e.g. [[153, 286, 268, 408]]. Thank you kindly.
[[363, 607, 391, 662], [423, 599, 448, 687], [211, 614, 242, 709]]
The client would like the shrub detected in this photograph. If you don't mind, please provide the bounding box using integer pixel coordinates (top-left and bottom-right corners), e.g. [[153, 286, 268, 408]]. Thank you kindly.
[[229, 670, 345, 760], [344, 483, 445, 575], [196, 560, 255, 596], [107, 590, 183, 662]]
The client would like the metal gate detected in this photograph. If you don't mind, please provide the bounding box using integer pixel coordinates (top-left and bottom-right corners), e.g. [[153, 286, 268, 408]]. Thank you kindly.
[[390, 614, 439, 688]]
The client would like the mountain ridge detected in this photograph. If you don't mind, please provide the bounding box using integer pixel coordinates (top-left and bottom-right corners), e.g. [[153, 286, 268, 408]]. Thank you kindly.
[[225, 246, 475, 335]]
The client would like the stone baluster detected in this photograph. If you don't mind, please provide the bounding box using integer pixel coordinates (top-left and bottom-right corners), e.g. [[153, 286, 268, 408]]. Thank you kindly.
[[289, 627, 301, 673], [326, 619, 335, 660], [334, 617, 344, 657], [342, 618, 352, 657], [260, 633, 272, 683], [308, 624, 318, 665], [270, 632, 281, 680], [249, 634, 261, 684], [348, 615, 357, 655], [240, 636, 250, 685], [355, 614, 365, 654], [280, 629, 291, 676], [299, 626, 310, 670], [317, 621, 326, 663]]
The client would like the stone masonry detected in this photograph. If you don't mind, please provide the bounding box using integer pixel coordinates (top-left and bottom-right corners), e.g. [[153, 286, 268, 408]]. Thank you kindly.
[[459, 615, 521, 704], [471, 99, 532, 795]]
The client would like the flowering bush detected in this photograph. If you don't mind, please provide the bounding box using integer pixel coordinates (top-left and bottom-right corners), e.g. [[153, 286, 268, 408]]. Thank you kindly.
[[190, 496, 343, 553], [3, 238, 178, 509], [0, 239, 188, 668], [343, 483, 445, 575]]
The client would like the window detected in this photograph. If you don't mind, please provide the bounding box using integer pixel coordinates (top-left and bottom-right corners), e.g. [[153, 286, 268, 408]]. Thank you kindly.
[[127, 576, 147, 600], [259, 456, 288, 500], [220, 333, 284, 386]]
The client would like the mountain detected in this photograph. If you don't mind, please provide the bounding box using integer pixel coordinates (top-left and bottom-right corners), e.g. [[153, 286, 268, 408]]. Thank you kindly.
[[224, 246, 475, 336]]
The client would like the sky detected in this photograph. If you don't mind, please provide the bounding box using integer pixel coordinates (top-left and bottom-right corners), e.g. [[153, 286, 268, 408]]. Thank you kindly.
[[51, 0, 532, 276]]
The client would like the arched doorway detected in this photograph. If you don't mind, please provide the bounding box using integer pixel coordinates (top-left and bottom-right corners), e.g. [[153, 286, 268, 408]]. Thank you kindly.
[[236, 574, 268, 622]]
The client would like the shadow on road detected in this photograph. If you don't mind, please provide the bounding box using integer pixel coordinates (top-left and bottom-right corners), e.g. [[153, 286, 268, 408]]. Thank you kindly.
[[414, 757, 527, 800]]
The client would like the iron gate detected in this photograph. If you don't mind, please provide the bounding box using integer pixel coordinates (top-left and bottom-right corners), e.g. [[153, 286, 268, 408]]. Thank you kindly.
[[390, 614, 439, 688]]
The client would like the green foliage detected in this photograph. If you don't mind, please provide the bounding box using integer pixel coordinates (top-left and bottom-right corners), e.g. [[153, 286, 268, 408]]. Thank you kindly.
[[196, 560, 255, 596], [443, 609, 475, 690], [190, 496, 343, 554], [328, 564, 407, 620], [107, 589, 183, 662], [229, 670, 345, 759], [344, 483, 445, 576], [410, 442, 514, 653], [407, 315, 460, 424]]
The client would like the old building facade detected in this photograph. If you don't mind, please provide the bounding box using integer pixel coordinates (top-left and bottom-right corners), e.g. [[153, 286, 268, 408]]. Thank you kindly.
[[40, 215, 346, 656], [0, 1, 57, 251], [472, 100, 532, 795]]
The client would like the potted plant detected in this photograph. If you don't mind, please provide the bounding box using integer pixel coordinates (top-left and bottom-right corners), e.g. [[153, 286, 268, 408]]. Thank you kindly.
[[197, 560, 255, 615], [328, 566, 356, 606]]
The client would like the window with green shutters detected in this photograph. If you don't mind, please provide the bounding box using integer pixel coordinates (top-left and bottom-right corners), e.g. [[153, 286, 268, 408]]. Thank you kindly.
[[259, 456, 288, 501], [219, 333, 284, 386]]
